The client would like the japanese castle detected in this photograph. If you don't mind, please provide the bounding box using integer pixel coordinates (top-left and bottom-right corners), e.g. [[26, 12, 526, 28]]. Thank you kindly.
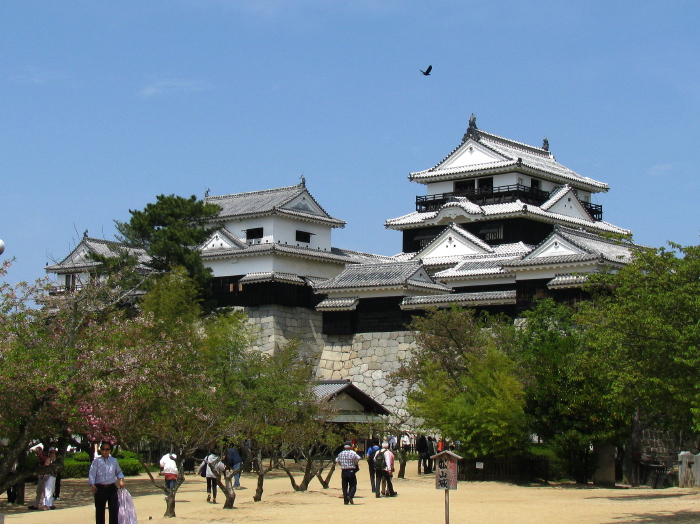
[[46, 116, 637, 408]]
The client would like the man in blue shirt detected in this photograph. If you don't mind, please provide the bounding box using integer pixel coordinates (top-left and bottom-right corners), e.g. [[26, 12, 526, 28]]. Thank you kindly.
[[365, 439, 381, 493], [88, 441, 125, 524]]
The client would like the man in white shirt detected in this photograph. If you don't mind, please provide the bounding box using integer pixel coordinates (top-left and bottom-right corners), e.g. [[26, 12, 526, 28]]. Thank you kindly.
[[374, 441, 398, 498]]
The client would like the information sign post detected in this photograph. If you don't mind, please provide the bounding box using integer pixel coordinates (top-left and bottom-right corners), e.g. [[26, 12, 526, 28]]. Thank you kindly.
[[432, 450, 462, 524]]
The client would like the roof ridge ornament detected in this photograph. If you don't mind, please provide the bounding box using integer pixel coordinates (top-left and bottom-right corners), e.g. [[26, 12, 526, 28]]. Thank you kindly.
[[542, 137, 549, 151], [462, 113, 479, 142]]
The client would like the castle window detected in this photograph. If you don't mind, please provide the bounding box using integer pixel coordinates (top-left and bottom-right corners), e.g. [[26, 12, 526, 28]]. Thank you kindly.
[[455, 179, 475, 193], [296, 230, 312, 243], [245, 228, 263, 240], [479, 222, 503, 241], [531, 178, 541, 190], [478, 177, 493, 190]]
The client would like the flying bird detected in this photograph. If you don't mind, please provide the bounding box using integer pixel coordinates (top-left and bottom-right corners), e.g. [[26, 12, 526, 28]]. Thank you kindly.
[[420, 65, 432, 76]]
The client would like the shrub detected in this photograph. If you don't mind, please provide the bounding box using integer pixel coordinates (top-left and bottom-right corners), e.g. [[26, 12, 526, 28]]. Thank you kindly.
[[71, 451, 92, 462], [528, 443, 567, 481], [119, 458, 144, 476], [62, 459, 91, 479], [113, 450, 140, 461]]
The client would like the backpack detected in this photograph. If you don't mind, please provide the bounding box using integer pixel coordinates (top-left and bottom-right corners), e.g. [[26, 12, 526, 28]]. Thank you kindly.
[[366, 445, 379, 466], [374, 450, 386, 471]]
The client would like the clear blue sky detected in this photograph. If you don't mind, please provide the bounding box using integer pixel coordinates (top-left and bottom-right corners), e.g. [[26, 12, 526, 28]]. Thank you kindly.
[[2, 1, 698, 285]]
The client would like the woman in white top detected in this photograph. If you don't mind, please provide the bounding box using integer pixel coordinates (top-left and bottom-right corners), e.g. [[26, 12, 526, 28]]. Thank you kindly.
[[41, 448, 57, 510]]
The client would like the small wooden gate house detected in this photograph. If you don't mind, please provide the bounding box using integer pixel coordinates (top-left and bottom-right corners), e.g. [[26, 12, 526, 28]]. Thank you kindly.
[[313, 379, 390, 424]]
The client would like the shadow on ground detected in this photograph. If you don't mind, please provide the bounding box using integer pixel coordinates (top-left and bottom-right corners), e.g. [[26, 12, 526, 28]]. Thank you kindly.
[[0, 474, 172, 515], [604, 509, 700, 523]]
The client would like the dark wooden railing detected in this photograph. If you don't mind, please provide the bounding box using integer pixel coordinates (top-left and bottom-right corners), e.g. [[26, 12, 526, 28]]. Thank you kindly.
[[580, 201, 603, 221], [415, 184, 602, 220], [416, 184, 551, 211]]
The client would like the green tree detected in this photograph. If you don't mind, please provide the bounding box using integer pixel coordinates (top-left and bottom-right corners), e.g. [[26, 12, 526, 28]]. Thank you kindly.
[[578, 243, 700, 484], [0, 261, 163, 497], [206, 337, 340, 500], [94, 269, 243, 516], [115, 194, 221, 304], [394, 307, 526, 458], [514, 299, 627, 483]]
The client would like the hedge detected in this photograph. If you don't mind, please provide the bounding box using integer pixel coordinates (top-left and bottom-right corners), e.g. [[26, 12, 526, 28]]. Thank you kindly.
[[61, 458, 144, 479], [62, 459, 91, 479], [71, 451, 92, 462]]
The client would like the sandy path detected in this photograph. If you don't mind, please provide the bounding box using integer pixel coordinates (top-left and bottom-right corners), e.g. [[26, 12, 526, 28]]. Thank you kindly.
[[3, 461, 700, 523]]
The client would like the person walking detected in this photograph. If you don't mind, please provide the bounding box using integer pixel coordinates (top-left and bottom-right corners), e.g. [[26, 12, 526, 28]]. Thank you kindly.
[[87, 441, 125, 524], [416, 435, 429, 474], [28, 445, 47, 511], [365, 439, 381, 493], [41, 448, 58, 510], [336, 441, 361, 505], [201, 452, 223, 504], [426, 436, 437, 473], [225, 445, 243, 488], [373, 441, 397, 498]]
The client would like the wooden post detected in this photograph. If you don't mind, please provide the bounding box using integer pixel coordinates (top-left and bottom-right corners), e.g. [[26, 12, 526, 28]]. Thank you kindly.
[[432, 450, 462, 524], [445, 487, 450, 524]]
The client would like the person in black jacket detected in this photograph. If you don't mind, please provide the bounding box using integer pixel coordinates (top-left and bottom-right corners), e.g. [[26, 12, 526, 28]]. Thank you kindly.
[[416, 435, 429, 474]]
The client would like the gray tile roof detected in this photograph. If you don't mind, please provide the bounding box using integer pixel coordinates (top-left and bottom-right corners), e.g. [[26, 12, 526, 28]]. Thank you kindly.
[[547, 274, 589, 289], [316, 297, 360, 311], [314, 261, 451, 293], [200, 241, 366, 265], [506, 226, 638, 268], [313, 380, 391, 416], [434, 255, 522, 279], [385, 199, 630, 235], [46, 237, 149, 273], [409, 128, 609, 192], [401, 290, 516, 309], [205, 183, 345, 226], [238, 272, 306, 285]]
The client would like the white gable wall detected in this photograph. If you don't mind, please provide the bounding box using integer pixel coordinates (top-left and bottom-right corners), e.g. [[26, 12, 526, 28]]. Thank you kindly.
[[546, 195, 593, 222], [441, 141, 503, 169], [422, 233, 485, 258]]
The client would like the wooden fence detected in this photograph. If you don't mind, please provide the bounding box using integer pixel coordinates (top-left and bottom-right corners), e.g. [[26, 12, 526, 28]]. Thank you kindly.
[[458, 456, 549, 483]]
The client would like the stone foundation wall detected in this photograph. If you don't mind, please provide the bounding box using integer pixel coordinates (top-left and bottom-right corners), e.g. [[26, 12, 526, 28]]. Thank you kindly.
[[641, 428, 699, 463], [241, 305, 415, 412]]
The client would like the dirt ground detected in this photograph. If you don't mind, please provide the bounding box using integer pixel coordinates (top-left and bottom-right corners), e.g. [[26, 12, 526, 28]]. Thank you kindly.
[[3, 460, 700, 523]]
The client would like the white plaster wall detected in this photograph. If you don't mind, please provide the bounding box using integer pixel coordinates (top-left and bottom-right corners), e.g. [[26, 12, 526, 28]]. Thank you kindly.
[[223, 216, 276, 244], [426, 181, 454, 196], [222, 216, 333, 250]]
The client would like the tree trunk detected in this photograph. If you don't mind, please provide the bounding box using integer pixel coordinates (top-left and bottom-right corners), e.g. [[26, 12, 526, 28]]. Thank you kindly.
[[16, 481, 26, 505], [253, 470, 265, 502], [315, 461, 336, 488], [396, 449, 407, 479], [163, 492, 176, 518], [221, 470, 236, 509], [623, 408, 642, 486]]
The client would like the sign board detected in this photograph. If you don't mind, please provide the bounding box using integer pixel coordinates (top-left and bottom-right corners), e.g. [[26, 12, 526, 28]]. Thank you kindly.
[[432, 451, 461, 490], [476, 462, 484, 469]]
